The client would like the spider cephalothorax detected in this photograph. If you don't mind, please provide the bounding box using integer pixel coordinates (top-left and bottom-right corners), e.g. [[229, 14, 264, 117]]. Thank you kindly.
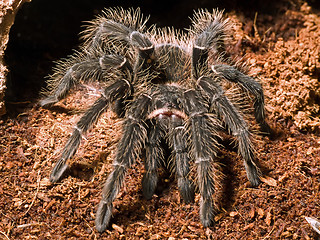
[[40, 8, 271, 232]]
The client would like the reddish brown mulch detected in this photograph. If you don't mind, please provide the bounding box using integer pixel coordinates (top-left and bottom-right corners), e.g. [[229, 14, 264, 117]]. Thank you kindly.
[[0, 1, 320, 239]]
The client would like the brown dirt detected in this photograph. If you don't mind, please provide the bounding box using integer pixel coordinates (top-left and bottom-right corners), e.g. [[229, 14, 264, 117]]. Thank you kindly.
[[1, 1, 320, 239]]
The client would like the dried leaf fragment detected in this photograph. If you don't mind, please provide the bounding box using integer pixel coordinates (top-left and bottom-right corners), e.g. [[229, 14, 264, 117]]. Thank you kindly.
[[214, 213, 224, 222], [265, 209, 273, 226], [261, 176, 277, 187], [249, 207, 255, 219], [257, 208, 264, 218], [306, 147, 313, 155], [243, 222, 255, 230], [112, 224, 124, 233], [229, 211, 238, 217], [40, 177, 51, 187]]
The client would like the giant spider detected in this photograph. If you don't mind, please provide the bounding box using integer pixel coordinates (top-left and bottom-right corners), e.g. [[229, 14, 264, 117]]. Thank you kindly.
[[40, 8, 271, 232]]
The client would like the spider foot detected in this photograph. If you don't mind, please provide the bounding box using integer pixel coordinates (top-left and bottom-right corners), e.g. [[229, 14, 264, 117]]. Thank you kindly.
[[245, 162, 261, 187], [142, 172, 158, 200], [50, 161, 70, 183], [260, 121, 277, 140], [39, 96, 58, 108], [178, 178, 195, 203], [200, 198, 214, 227], [95, 201, 113, 233]]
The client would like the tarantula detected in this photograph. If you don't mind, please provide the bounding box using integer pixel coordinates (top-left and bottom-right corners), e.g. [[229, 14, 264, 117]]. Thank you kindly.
[[40, 8, 271, 233]]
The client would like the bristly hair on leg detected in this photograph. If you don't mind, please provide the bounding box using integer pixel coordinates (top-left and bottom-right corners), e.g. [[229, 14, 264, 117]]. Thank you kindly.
[[80, 7, 150, 52], [189, 9, 231, 53]]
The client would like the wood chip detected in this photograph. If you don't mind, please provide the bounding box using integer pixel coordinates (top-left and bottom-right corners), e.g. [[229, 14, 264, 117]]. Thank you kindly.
[[243, 222, 255, 230], [257, 208, 264, 218], [249, 207, 255, 219], [112, 224, 124, 233], [265, 209, 273, 225], [40, 177, 51, 187], [306, 147, 313, 155], [44, 199, 56, 212], [229, 211, 238, 217], [214, 213, 224, 222], [187, 226, 197, 232], [261, 176, 277, 187]]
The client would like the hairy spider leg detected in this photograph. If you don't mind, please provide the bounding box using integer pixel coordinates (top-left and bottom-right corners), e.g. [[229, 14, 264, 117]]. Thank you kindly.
[[83, 18, 155, 68], [95, 94, 152, 233], [211, 64, 272, 134], [198, 76, 261, 186], [40, 54, 130, 107], [91, 19, 153, 49], [190, 12, 271, 135], [184, 89, 220, 227], [84, 9, 150, 51], [41, 14, 153, 108], [91, 19, 160, 88], [142, 122, 164, 200], [84, 19, 135, 52], [170, 115, 195, 203], [50, 79, 131, 183], [191, 10, 228, 79]]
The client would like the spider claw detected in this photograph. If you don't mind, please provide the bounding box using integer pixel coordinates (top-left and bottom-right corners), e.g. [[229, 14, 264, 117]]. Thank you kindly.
[[260, 122, 277, 140], [245, 163, 261, 187], [50, 161, 70, 183], [249, 177, 261, 187], [178, 179, 195, 203], [39, 96, 58, 108], [95, 201, 113, 233], [142, 172, 157, 200], [200, 198, 214, 227]]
